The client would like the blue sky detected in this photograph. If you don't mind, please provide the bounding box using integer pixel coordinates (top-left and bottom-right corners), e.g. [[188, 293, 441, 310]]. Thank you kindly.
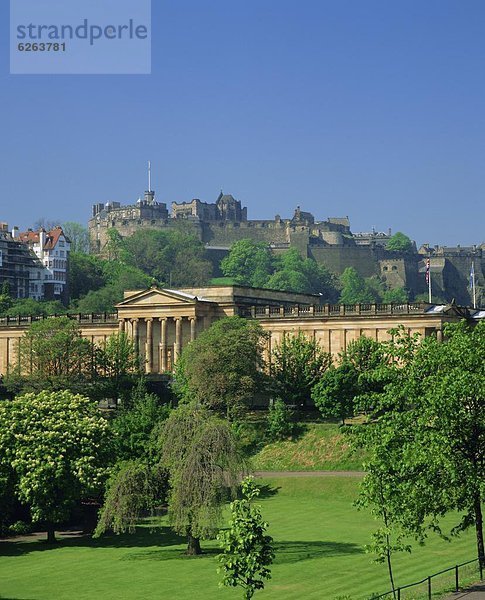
[[1, 0, 484, 246]]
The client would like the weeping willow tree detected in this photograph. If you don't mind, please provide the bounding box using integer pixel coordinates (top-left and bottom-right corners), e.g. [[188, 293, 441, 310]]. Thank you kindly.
[[159, 403, 247, 555], [94, 460, 167, 537]]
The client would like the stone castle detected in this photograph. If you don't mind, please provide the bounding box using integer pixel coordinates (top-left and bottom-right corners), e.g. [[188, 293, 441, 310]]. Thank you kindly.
[[89, 189, 484, 305]]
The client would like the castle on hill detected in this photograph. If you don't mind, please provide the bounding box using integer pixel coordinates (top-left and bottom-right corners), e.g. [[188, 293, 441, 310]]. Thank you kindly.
[[89, 187, 484, 306]]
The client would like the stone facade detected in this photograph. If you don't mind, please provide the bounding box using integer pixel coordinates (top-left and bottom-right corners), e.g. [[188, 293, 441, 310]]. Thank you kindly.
[[0, 286, 481, 377], [88, 189, 485, 304]]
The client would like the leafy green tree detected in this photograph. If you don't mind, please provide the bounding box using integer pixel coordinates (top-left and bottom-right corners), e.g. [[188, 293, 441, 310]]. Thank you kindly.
[[73, 264, 151, 313], [0, 390, 112, 542], [381, 287, 408, 303], [0, 281, 13, 315], [266, 249, 339, 300], [266, 399, 294, 441], [111, 380, 170, 461], [218, 477, 274, 599], [105, 228, 124, 261], [352, 321, 485, 576], [174, 317, 268, 420], [313, 336, 385, 424], [339, 267, 378, 304], [159, 403, 245, 554], [221, 240, 274, 287], [68, 252, 107, 301], [312, 363, 357, 425], [271, 331, 331, 408], [95, 332, 142, 402], [6, 316, 94, 393], [4, 299, 67, 317], [62, 222, 90, 254], [386, 232, 414, 254], [122, 226, 212, 287]]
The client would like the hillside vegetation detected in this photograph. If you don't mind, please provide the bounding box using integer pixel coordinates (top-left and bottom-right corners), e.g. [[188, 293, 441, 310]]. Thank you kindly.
[[251, 422, 366, 471]]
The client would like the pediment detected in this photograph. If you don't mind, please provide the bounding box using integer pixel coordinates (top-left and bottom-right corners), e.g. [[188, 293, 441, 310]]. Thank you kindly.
[[116, 287, 201, 308]]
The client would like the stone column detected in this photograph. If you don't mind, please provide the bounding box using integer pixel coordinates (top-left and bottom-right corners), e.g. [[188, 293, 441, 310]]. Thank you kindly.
[[118, 319, 125, 334], [132, 318, 139, 352], [174, 317, 182, 363], [189, 317, 197, 342], [145, 318, 153, 374], [159, 318, 167, 372]]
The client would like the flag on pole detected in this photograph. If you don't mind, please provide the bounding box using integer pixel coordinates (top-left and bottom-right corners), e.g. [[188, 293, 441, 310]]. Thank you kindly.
[[469, 262, 475, 289], [425, 258, 430, 285]]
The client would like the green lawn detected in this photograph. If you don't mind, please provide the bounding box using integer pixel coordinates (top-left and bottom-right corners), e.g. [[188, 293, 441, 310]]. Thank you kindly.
[[252, 423, 366, 471], [0, 477, 478, 600], [209, 277, 236, 286]]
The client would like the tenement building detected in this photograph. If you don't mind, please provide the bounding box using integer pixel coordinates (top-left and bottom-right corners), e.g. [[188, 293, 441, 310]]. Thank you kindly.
[[0, 285, 482, 377], [0, 223, 45, 300]]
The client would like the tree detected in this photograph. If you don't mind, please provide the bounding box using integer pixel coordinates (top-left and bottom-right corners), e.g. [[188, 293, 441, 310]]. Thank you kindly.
[[111, 380, 170, 461], [266, 398, 294, 441], [386, 232, 414, 254], [0, 390, 112, 542], [218, 477, 274, 599], [0, 281, 13, 315], [221, 240, 274, 287], [271, 331, 331, 408], [68, 252, 107, 300], [339, 267, 378, 304], [6, 316, 94, 393], [266, 248, 340, 300], [352, 322, 485, 578], [95, 332, 142, 403], [381, 287, 408, 304], [62, 222, 90, 254], [121, 227, 212, 287], [73, 262, 151, 313], [174, 317, 268, 420], [32, 218, 59, 231], [159, 404, 245, 554], [95, 460, 167, 537], [313, 336, 385, 424], [3, 298, 66, 318]]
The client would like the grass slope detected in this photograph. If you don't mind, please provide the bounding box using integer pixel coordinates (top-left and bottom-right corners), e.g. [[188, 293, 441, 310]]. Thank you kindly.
[[0, 477, 477, 600], [252, 423, 366, 471]]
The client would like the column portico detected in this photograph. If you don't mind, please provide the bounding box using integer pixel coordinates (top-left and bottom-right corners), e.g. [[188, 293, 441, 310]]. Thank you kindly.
[[145, 318, 153, 374], [174, 317, 182, 363], [159, 317, 167, 372], [189, 317, 197, 342]]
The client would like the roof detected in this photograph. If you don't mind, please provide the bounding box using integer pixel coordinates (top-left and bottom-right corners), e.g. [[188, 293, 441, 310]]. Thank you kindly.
[[19, 226, 67, 250]]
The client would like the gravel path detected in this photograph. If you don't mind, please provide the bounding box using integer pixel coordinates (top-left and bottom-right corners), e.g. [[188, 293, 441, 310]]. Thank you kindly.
[[443, 584, 485, 599]]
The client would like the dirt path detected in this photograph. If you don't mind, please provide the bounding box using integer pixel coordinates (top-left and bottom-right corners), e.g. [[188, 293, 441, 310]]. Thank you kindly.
[[253, 470, 365, 478]]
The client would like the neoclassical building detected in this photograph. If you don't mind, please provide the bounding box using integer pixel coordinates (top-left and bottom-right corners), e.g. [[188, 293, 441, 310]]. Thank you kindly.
[[0, 285, 482, 377]]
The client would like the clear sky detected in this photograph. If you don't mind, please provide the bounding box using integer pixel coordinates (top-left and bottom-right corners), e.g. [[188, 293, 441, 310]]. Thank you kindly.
[[1, 0, 484, 246]]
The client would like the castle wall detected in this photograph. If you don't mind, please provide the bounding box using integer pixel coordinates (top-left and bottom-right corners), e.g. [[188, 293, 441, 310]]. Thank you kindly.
[[309, 246, 378, 277]]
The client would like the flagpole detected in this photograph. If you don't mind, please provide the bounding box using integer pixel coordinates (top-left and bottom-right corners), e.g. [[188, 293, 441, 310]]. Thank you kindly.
[[427, 257, 432, 303], [472, 261, 476, 309]]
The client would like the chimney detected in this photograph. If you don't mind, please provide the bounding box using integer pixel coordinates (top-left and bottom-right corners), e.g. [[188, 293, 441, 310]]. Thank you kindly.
[[39, 229, 46, 250], [11, 226, 18, 239]]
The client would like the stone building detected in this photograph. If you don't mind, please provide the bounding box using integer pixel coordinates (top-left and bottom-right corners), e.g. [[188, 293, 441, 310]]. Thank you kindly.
[[0, 285, 482, 378], [18, 226, 71, 302], [0, 223, 45, 300]]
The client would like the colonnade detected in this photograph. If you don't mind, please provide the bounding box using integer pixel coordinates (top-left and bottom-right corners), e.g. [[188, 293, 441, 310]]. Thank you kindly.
[[118, 316, 198, 373]]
